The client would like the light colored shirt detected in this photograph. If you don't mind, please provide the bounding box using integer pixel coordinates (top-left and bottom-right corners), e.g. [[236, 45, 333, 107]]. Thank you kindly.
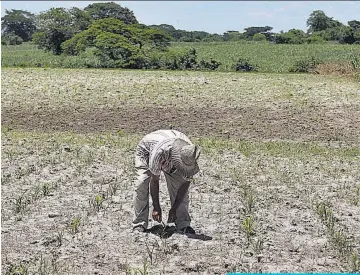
[[136, 129, 192, 175]]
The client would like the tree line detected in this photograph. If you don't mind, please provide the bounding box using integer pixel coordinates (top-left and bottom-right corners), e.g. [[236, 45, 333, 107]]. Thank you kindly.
[[1, 3, 359, 70]]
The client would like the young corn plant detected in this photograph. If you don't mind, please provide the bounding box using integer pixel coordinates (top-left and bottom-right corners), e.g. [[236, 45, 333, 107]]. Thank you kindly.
[[13, 191, 29, 214], [89, 194, 105, 212], [348, 252, 360, 273], [7, 262, 29, 275], [68, 217, 81, 234], [42, 183, 51, 196], [332, 230, 351, 256], [241, 215, 256, 244], [107, 181, 119, 197], [126, 260, 149, 275], [251, 237, 264, 254], [55, 230, 64, 247]]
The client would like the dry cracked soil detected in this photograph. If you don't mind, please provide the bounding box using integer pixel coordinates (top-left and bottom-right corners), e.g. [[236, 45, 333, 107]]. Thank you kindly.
[[1, 68, 360, 274]]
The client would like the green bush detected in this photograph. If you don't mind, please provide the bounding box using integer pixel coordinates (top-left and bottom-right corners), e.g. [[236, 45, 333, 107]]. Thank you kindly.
[[198, 58, 221, 70], [253, 33, 267, 42], [289, 56, 321, 73], [306, 35, 326, 44], [233, 58, 258, 72], [2, 33, 23, 45], [159, 48, 220, 71]]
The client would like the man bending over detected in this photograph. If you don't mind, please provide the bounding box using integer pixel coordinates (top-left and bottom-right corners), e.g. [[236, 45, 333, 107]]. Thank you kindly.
[[132, 129, 201, 234]]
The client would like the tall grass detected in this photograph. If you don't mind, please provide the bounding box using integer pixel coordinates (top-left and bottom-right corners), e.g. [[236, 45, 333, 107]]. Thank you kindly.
[[171, 41, 360, 72], [2, 41, 360, 73]]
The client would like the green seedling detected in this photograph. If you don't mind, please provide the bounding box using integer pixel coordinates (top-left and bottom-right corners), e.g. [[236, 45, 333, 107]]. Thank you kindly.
[[68, 217, 81, 234], [252, 237, 264, 254], [42, 183, 51, 196], [89, 195, 105, 212], [8, 262, 29, 275], [349, 252, 360, 273], [241, 215, 255, 243], [55, 230, 63, 247], [14, 192, 28, 214]]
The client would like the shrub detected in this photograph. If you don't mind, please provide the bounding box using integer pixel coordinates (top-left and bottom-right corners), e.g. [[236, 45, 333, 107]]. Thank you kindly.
[[161, 48, 220, 71], [289, 56, 321, 73], [1, 33, 23, 45], [233, 58, 258, 72], [306, 35, 326, 44], [198, 58, 221, 70], [253, 33, 267, 42]]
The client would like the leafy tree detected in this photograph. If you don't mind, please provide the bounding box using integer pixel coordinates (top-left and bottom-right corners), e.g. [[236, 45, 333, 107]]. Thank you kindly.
[[69, 7, 92, 32], [223, 31, 245, 41], [33, 7, 92, 54], [306, 10, 342, 33], [253, 33, 267, 41], [348, 20, 360, 43], [348, 20, 360, 31], [1, 9, 36, 41], [34, 8, 75, 54], [244, 26, 272, 38], [149, 24, 177, 40], [318, 25, 355, 44], [84, 2, 138, 24], [274, 29, 306, 44], [62, 18, 171, 68], [306, 35, 325, 44], [202, 33, 224, 42], [1, 32, 23, 45]]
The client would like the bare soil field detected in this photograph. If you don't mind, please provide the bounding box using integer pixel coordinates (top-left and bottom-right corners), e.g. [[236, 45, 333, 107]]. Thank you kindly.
[[1, 68, 360, 274]]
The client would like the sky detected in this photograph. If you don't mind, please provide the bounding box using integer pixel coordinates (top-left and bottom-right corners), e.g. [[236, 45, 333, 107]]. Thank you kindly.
[[1, 1, 359, 34]]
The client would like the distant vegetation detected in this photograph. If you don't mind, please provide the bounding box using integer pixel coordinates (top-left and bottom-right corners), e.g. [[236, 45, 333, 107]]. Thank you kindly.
[[1, 2, 360, 74]]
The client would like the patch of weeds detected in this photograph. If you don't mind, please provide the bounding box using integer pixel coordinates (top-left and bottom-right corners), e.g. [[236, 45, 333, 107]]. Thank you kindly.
[[89, 194, 105, 212], [315, 201, 336, 232], [68, 216, 81, 234], [332, 230, 351, 256], [314, 200, 358, 271], [289, 56, 320, 73], [6, 261, 29, 275]]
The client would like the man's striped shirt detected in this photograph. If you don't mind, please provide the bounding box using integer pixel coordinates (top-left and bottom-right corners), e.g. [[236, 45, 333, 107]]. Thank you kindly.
[[136, 129, 192, 175]]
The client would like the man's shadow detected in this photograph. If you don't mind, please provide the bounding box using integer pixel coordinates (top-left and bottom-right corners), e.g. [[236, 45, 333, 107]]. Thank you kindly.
[[146, 224, 212, 241]]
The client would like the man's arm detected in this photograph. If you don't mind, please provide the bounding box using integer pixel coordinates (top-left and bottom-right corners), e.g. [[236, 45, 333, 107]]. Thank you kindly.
[[168, 181, 190, 223], [149, 174, 162, 222]]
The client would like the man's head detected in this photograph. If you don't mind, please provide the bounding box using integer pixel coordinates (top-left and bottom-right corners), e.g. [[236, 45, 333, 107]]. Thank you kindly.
[[171, 138, 201, 180]]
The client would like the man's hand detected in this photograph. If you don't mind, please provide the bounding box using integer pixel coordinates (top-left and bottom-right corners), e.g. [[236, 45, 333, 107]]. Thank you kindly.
[[152, 208, 162, 222], [150, 174, 161, 222], [167, 208, 177, 223]]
